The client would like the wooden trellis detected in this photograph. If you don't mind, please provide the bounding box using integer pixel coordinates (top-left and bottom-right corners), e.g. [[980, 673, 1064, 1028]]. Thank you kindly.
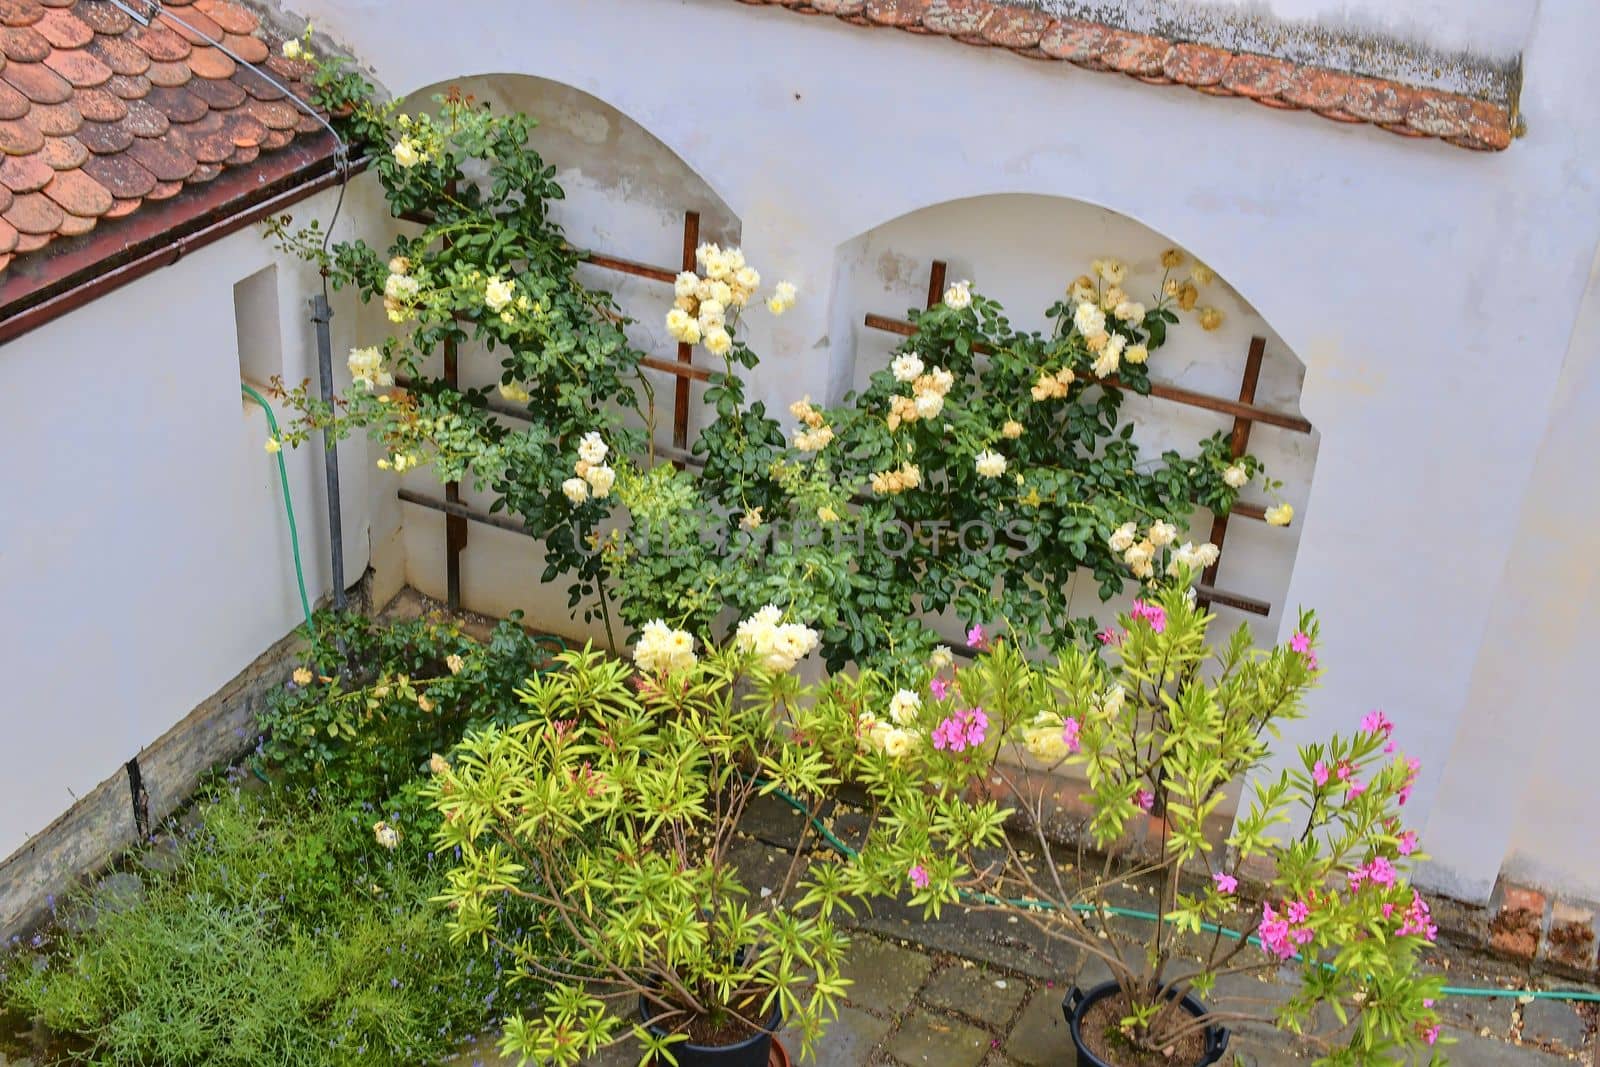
[[859, 260, 1316, 618], [401, 230, 1313, 621]]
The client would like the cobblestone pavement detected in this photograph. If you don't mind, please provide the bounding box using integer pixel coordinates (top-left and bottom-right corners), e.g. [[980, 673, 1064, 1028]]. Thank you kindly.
[[449, 828, 1596, 1067]]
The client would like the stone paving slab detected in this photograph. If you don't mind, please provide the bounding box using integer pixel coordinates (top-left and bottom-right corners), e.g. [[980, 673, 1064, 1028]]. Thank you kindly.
[[922, 961, 1027, 1027], [885, 1009, 992, 1067]]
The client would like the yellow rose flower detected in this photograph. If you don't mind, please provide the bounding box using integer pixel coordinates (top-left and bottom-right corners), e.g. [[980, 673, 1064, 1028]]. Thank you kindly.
[[1265, 503, 1295, 527], [1199, 307, 1224, 331], [292, 667, 313, 686], [264, 437, 281, 454], [1161, 248, 1184, 270]]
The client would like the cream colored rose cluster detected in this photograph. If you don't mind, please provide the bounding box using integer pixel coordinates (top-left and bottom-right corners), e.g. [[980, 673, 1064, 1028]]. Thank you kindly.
[[886, 351, 955, 431], [561, 431, 615, 505], [665, 244, 788, 357], [383, 256, 419, 324], [733, 605, 820, 673], [1156, 249, 1224, 331], [346, 345, 393, 391], [1108, 520, 1218, 580], [869, 461, 922, 496], [789, 396, 835, 452], [859, 688, 923, 759], [632, 619, 697, 674], [391, 114, 442, 170], [1067, 260, 1151, 380]]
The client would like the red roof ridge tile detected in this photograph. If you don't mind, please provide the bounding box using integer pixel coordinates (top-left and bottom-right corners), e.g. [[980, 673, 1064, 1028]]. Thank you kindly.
[[736, 0, 1515, 152], [0, 0, 335, 279]]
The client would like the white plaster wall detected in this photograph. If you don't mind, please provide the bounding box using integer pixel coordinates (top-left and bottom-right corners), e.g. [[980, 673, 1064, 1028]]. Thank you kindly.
[[1424, 244, 1600, 900], [0, 179, 383, 858], [284, 0, 1600, 902]]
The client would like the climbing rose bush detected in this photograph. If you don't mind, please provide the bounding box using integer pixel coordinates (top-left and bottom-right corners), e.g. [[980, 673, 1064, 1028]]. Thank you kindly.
[[806, 572, 1443, 1065]]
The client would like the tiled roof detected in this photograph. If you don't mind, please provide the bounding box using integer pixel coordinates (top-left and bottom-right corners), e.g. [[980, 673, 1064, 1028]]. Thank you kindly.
[[736, 0, 1516, 152], [0, 0, 326, 276]]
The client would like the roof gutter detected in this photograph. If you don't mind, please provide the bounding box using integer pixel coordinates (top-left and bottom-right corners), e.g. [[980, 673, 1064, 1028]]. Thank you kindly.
[[0, 136, 372, 347]]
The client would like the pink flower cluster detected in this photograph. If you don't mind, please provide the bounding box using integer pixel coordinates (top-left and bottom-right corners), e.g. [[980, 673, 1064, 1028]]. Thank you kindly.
[[929, 676, 950, 701], [1061, 717, 1082, 753], [1096, 627, 1122, 647], [1395, 889, 1438, 941], [909, 863, 930, 890], [966, 623, 987, 649], [1361, 709, 1396, 753], [1289, 630, 1319, 670], [932, 706, 989, 752], [1398, 756, 1421, 806], [1260, 900, 1315, 960], [1397, 830, 1418, 856], [1135, 789, 1155, 813], [1213, 872, 1238, 894], [1130, 599, 1167, 634], [1347, 856, 1397, 891]]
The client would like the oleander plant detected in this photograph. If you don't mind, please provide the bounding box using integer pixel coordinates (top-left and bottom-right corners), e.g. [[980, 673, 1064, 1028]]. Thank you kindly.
[[806, 570, 1443, 1066], [426, 616, 867, 1066]]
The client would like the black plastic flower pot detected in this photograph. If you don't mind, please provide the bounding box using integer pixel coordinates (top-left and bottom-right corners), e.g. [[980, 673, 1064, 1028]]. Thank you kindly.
[[638, 995, 782, 1067], [1063, 981, 1230, 1067]]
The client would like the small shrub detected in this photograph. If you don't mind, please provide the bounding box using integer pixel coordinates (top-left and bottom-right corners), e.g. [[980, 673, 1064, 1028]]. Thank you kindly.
[[1, 784, 534, 1066], [257, 608, 561, 799]]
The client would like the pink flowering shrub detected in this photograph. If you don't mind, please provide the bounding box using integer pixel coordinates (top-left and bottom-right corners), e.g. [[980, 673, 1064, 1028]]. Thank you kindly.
[[827, 574, 1444, 1064]]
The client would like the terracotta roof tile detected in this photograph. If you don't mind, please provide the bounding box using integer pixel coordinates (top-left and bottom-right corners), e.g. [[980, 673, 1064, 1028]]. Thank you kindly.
[[145, 59, 191, 87], [80, 149, 153, 196], [0, 26, 50, 61], [0, 2, 45, 29], [0, 79, 26, 118], [87, 35, 148, 75], [54, 208, 92, 234], [103, 72, 148, 98], [0, 147, 48, 187], [29, 98, 79, 134], [0, 0, 332, 279], [195, 0, 254, 36], [32, 8, 90, 49], [0, 115, 42, 152], [147, 83, 203, 121], [75, 2, 132, 36], [3, 189, 60, 231], [185, 44, 234, 80], [130, 25, 189, 62], [74, 84, 123, 120], [38, 132, 82, 167], [44, 47, 112, 87], [979, 5, 1048, 48], [743, 0, 1515, 151], [4, 60, 72, 103]]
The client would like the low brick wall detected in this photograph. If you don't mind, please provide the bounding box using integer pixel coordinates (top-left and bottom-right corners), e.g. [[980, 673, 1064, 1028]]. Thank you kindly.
[[0, 623, 309, 941]]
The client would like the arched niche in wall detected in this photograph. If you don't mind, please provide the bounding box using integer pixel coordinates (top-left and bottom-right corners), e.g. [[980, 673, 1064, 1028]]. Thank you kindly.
[[385, 72, 742, 443], [368, 73, 741, 631], [829, 193, 1321, 637]]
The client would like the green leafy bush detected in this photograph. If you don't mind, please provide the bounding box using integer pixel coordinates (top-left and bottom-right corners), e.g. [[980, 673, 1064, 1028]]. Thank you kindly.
[[1, 785, 525, 1067], [428, 640, 865, 1066], [257, 608, 561, 799]]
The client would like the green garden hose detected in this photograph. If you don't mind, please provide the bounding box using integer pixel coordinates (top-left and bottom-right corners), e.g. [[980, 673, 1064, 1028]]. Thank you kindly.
[[243, 383, 315, 638], [762, 783, 1600, 1004]]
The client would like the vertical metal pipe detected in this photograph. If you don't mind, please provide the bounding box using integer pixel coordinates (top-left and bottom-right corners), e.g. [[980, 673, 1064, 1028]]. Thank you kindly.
[[311, 293, 346, 610]]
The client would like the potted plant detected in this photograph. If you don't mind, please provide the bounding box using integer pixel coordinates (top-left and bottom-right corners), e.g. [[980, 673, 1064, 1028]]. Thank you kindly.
[[817, 572, 1444, 1066], [426, 611, 861, 1066]]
